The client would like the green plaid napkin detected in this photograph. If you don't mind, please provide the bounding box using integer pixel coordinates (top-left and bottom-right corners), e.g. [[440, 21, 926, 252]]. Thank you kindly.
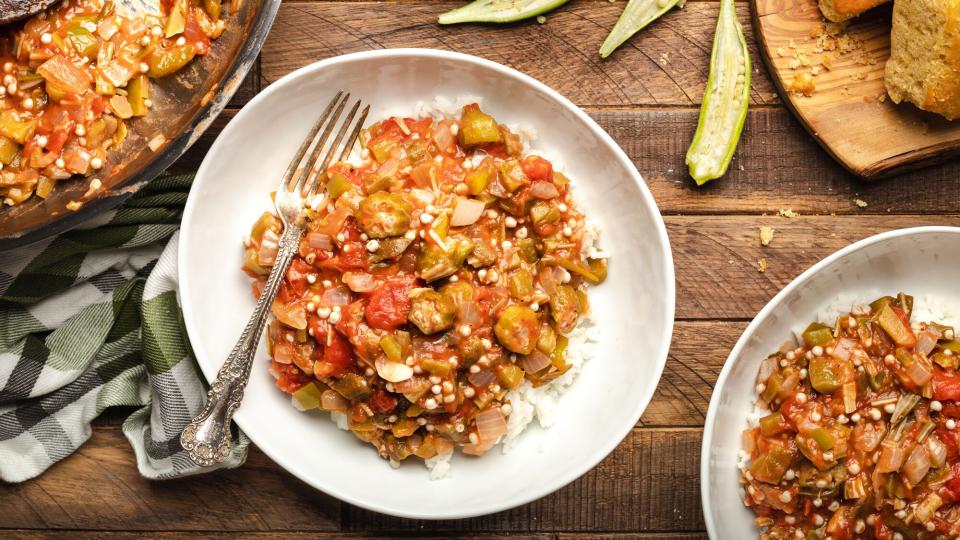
[[0, 173, 248, 482]]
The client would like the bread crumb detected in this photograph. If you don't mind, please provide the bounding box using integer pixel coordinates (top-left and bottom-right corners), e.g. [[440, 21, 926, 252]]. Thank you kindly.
[[776, 47, 787, 57], [66, 200, 83, 211], [778, 208, 799, 218], [758, 258, 768, 273], [760, 226, 775, 246], [536, 15, 546, 24], [788, 72, 816, 97], [853, 198, 868, 208]]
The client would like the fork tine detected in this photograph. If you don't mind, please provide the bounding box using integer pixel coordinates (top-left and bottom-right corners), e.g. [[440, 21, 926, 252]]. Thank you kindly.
[[339, 104, 370, 162], [278, 90, 342, 192], [287, 93, 350, 193], [301, 99, 365, 197]]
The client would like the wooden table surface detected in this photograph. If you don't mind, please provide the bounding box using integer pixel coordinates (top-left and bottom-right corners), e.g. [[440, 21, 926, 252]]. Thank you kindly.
[[5, 1, 960, 538]]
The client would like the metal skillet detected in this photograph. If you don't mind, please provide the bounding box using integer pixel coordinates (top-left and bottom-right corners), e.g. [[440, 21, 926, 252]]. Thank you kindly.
[[0, 0, 280, 249]]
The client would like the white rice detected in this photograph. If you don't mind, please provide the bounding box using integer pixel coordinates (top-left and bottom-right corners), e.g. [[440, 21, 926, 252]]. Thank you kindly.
[[330, 97, 604, 479]]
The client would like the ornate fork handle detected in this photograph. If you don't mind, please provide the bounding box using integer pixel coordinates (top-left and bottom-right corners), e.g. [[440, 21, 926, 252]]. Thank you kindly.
[[180, 224, 302, 466]]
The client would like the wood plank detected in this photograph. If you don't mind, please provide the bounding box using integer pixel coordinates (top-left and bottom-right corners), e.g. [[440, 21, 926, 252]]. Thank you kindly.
[[171, 108, 960, 215], [258, 2, 779, 107], [0, 426, 704, 533], [9, 534, 553, 539], [668, 214, 960, 319], [0, 427, 341, 532], [640, 321, 743, 427], [343, 428, 703, 532]]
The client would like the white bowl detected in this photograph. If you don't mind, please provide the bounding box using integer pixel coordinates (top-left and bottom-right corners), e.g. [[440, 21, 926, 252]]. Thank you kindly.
[[701, 226, 960, 539], [179, 49, 675, 519]]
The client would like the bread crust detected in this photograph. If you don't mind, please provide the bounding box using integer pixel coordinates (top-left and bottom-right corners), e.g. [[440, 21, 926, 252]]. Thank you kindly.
[[885, 0, 960, 120], [818, 0, 889, 22]]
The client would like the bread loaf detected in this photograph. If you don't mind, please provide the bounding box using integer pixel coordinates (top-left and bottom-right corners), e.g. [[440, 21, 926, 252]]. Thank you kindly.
[[884, 0, 960, 120], [817, 0, 888, 22]]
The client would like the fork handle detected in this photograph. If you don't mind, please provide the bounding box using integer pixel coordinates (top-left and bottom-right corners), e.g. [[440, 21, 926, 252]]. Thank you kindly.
[[180, 224, 303, 466]]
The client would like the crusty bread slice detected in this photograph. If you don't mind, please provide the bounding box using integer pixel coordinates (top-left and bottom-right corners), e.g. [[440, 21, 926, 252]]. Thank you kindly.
[[885, 0, 960, 120], [818, 0, 889, 22]]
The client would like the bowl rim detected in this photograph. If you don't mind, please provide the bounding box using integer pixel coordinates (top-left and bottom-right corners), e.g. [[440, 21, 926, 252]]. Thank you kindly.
[[180, 47, 676, 520], [700, 225, 960, 539]]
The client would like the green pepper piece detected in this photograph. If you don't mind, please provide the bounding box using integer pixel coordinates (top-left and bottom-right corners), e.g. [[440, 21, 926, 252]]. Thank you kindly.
[[292, 382, 323, 410], [0, 111, 36, 144], [466, 239, 496, 268], [495, 305, 541, 355], [408, 290, 456, 334], [0, 136, 19, 165], [165, 0, 186, 37], [421, 357, 453, 377], [749, 444, 795, 484], [148, 44, 197, 78], [499, 159, 527, 193], [465, 161, 494, 195], [368, 137, 396, 163], [550, 334, 569, 369], [326, 171, 355, 199], [126, 75, 150, 117], [934, 352, 959, 370], [406, 140, 430, 163], [529, 201, 560, 227], [66, 26, 99, 61], [331, 373, 371, 400], [684, 0, 750, 185], [418, 240, 472, 282], [537, 324, 557, 354], [517, 238, 539, 263], [508, 269, 535, 300], [458, 104, 502, 148], [802, 322, 834, 347], [459, 335, 485, 364], [941, 340, 960, 353], [808, 357, 841, 394], [877, 304, 916, 347], [357, 192, 412, 239], [586, 259, 608, 285], [761, 370, 783, 402], [810, 427, 836, 451], [496, 363, 526, 389], [438, 0, 570, 24], [203, 0, 222, 20], [362, 173, 392, 195], [380, 335, 403, 363], [759, 411, 790, 437], [550, 285, 581, 334], [391, 417, 419, 437]]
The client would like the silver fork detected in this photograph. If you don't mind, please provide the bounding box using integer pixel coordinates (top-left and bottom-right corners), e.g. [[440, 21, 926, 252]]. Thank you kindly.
[[180, 91, 369, 467]]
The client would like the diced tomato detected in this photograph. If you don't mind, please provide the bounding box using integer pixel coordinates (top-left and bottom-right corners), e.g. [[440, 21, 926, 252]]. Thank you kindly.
[[272, 361, 309, 394], [285, 258, 312, 297], [521, 155, 553, 181], [308, 316, 329, 343], [323, 331, 354, 375], [943, 462, 960, 501], [370, 389, 398, 413], [319, 243, 367, 271], [873, 519, 894, 540], [933, 367, 960, 401], [939, 423, 960, 462], [364, 275, 416, 330]]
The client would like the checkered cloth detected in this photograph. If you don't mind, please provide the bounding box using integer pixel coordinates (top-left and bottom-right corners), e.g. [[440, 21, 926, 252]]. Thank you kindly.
[[0, 173, 248, 483]]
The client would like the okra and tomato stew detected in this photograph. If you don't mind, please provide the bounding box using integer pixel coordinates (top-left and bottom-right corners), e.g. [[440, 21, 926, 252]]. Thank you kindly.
[[243, 104, 606, 464], [743, 293, 960, 539], [0, 0, 230, 207]]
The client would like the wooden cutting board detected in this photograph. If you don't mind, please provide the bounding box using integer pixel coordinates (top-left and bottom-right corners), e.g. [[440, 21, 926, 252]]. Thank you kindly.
[[751, 0, 960, 179]]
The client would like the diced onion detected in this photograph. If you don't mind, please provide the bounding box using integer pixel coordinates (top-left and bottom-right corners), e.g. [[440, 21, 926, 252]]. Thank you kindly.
[[432, 123, 456, 154], [343, 272, 376, 293], [876, 441, 906, 473], [394, 376, 430, 398], [928, 436, 948, 468], [307, 232, 333, 250], [375, 358, 414, 383], [918, 329, 941, 356], [468, 369, 496, 388], [450, 198, 485, 227], [519, 351, 551, 373], [322, 286, 351, 306], [529, 181, 560, 199], [475, 408, 507, 443], [831, 338, 855, 361], [757, 356, 778, 385], [906, 359, 933, 387], [842, 382, 857, 414], [258, 229, 280, 266], [458, 301, 481, 327], [321, 390, 349, 412], [538, 266, 565, 296], [273, 342, 295, 365], [273, 302, 307, 330], [377, 157, 400, 178], [902, 445, 931, 486]]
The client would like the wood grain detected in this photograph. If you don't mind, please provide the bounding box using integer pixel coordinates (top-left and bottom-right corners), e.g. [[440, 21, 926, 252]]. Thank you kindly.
[[259, 2, 779, 107], [752, 0, 960, 178], [175, 108, 960, 215], [0, 426, 704, 533]]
